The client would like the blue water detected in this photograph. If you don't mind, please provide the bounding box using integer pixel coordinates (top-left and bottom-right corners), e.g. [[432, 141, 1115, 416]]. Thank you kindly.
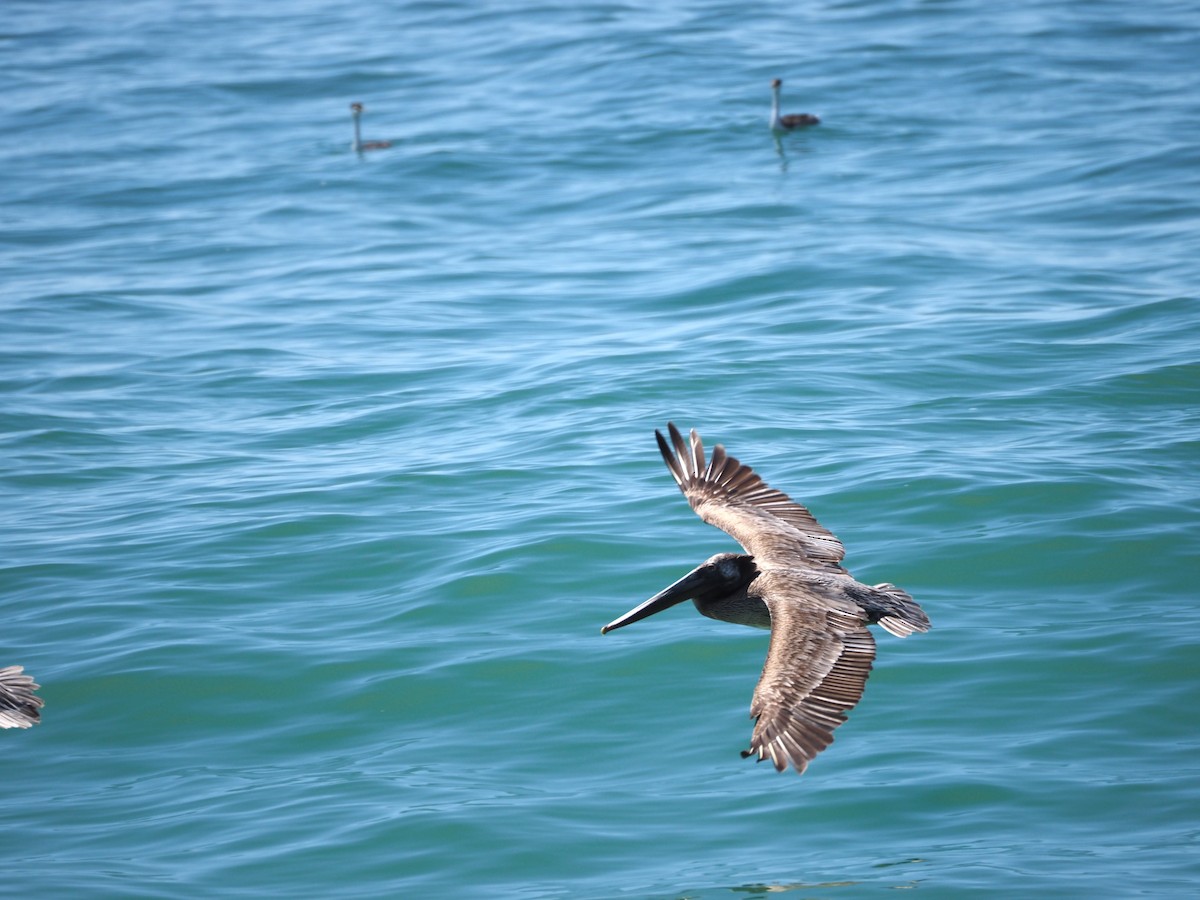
[[4, 0, 1199, 896]]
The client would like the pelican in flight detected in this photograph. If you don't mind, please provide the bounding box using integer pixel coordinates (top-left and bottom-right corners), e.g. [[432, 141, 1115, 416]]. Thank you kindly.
[[0, 666, 43, 729], [602, 424, 929, 775], [350, 102, 392, 153], [770, 78, 820, 131]]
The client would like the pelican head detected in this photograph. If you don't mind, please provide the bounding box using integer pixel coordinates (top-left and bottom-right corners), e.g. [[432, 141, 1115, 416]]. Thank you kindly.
[[601, 552, 757, 634]]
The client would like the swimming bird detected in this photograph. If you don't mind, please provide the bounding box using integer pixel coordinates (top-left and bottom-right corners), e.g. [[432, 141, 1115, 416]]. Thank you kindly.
[[0, 666, 43, 729], [770, 78, 820, 131], [602, 424, 929, 775], [350, 102, 392, 152]]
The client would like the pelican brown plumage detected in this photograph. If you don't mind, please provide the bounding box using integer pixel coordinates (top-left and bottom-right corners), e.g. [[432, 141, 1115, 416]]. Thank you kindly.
[[601, 424, 929, 775], [0, 666, 43, 729]]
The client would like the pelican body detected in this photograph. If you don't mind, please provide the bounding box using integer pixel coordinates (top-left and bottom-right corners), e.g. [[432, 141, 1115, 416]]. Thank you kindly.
[[350, 102, 392, 153], [0, 666, 42, 729], [770, 78, 820, 131], [602, 424, 929, 775]]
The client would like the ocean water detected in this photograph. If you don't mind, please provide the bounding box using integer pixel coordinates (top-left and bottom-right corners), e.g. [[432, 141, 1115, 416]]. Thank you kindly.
[[3, 0, 1199, 896]]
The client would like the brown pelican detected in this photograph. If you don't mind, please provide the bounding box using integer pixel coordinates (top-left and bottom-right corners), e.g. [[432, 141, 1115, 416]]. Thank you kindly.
[[0, 666, 43, 729], [350, 102, 392, 152], [602, 424, 929, 775], [770, 78, 820, 130]]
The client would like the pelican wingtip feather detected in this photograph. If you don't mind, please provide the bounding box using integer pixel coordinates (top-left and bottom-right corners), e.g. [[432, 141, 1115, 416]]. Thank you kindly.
[[0, 665, 43, 729]]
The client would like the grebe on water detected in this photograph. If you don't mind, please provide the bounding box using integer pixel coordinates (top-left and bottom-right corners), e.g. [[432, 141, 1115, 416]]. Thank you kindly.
[[770, 79, 820, 131], [350, 103, 392, 152]]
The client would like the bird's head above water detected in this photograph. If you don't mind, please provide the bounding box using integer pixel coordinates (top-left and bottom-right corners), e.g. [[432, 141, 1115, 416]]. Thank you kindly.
[[601, 552, 757, 634]]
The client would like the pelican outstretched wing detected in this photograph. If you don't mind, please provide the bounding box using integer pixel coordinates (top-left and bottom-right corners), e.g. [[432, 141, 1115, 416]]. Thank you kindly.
[[0, 666, 42, 729], [744, 580, 875, 774], [657, 423, 845, 570]]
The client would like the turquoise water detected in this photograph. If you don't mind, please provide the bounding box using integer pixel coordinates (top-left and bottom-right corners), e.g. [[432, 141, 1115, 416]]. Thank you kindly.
[[4, 0, 1199, 896]]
